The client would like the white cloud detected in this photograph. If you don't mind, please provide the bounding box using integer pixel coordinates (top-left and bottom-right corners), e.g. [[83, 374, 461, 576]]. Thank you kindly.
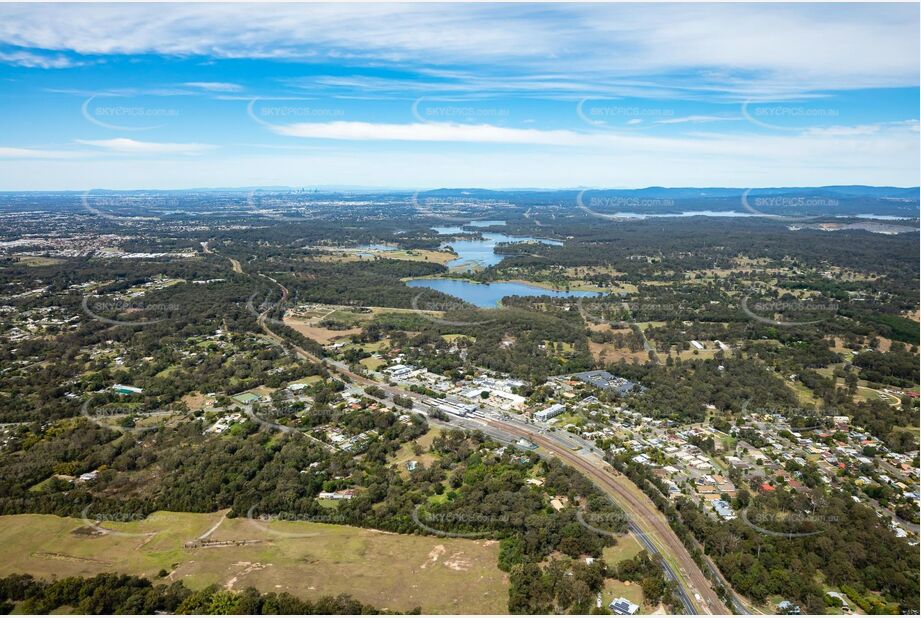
[[656, 115, 740, 125], [2, 128, 917, 190], [271, 121, 586, 145], [0, 4, 915, 97], [0, 146, 78, 158], [0, 50, 80, 69], [74, 138, 214, 155], [183, 81, 243, 92], [803, 120, 919, 137], [265, 119, 919, 165]]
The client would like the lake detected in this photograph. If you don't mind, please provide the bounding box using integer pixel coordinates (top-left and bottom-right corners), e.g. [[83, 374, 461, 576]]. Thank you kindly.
[[432, 227, 563, 270], [611, 210, 756, 218], [407, 278, 600, 308], [466, 220, 506, 227]]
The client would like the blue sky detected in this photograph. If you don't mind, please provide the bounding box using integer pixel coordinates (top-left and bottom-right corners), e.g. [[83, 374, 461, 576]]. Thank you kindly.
[[0, 3, 918, 190]]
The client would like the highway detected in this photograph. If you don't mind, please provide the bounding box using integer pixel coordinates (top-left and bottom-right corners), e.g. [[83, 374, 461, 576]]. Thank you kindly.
[[226, 253, 734, 615]]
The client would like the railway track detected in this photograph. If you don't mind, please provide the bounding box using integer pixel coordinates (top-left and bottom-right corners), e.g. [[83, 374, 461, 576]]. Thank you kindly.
[[482, 419, 730, 615], [234, 256, 732, 615]]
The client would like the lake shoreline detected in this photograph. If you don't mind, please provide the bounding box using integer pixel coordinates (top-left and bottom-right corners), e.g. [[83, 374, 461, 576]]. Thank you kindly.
[[406, 277, 602, 308]]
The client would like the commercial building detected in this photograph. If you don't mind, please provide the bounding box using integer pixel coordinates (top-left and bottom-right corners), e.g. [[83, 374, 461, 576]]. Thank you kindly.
[[570, 370, 639, 395], [429, 398, 477, 417], [535, 403, 566, 422]]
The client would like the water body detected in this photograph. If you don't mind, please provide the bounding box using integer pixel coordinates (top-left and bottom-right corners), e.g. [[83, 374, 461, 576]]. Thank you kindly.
[[609, 210, 912, 220], [466, 220, 506, 227], [353, 243, 399, 252], [407, 278, 600, 308], [851, 214, 918, 221], [612, 210, 756, 218], [431, 226, 465, 235], [432, 226, 563, 270]]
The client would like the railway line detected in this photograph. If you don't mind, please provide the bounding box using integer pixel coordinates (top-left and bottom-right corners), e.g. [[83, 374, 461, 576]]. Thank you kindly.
[[229, 254, 734, 615]]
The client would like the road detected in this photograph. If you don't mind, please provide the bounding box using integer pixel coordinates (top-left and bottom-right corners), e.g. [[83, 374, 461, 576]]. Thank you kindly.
[[620, 301, 659, 363], [480, 417, 729, 615], [856, 384, 902, 408], [202, 241, 243, 274], [224, 254, 733, 615], [575, 297, 659, 364], [298, 355, 730, 614]]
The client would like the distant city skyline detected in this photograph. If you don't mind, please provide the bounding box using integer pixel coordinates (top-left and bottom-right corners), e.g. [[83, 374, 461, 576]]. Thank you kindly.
[[0, 3, 918, 190]]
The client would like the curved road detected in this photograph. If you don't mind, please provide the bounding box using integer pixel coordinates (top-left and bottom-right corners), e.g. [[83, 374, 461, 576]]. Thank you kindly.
[[223, 252, 733, 615], [482, 420, 729, 615]]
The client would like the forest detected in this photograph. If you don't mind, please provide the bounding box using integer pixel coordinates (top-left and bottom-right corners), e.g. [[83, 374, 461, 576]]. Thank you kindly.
[[0, 573, 386, 615]]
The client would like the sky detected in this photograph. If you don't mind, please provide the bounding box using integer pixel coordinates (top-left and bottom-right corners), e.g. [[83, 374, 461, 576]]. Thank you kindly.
[[0, 2, 918, 190]]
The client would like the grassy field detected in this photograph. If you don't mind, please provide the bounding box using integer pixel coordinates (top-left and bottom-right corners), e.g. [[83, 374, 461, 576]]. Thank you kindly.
[[602, 532, 644, 565], [283, 316, 362, 345], [16, 256, 65, 267], [287, 374, 323, 387], [501, 278, 609, 293], [390, 428, 442, 472], [669, 347, 720, 362], [377, 249, 456, 264], [601, 579, 644, 611], [588, 342, 649, 365], [359, 356, 386, 371], [788, 379, 820, 406], [0, 511, 508, 614], [442, 333, 475, 343]]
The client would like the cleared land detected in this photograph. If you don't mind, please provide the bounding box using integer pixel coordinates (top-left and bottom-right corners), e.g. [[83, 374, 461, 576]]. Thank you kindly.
[[283, 316, 363, 344], [602, 531, 644, 565], [390, 427, 442, 473], [587, 325, 649, 364], [0, 512, 508, 614], [601, 579, 645, 612], [377, 249, 457, 264]]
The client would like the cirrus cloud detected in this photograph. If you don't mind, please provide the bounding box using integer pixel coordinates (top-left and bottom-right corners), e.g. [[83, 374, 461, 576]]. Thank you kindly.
[[74, 138, 215, 155]]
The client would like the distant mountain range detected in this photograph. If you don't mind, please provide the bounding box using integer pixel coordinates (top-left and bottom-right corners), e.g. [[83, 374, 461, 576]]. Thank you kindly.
[[417, 186, 920, 200], [2, 186, 917, 219]]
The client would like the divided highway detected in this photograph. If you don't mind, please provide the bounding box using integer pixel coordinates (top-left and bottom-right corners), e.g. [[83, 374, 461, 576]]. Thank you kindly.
[[225, 253, 733, 615]]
